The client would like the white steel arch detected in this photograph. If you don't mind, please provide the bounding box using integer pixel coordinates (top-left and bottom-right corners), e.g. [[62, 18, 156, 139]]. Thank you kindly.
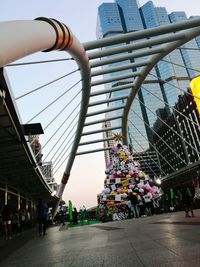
[[0, 18, 91, 202], [0, 17, 200, 205], [82, 17, 200, 147]]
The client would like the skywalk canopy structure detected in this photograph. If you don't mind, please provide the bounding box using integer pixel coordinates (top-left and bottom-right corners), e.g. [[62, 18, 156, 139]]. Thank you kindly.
[[0, 17, 200, 205]]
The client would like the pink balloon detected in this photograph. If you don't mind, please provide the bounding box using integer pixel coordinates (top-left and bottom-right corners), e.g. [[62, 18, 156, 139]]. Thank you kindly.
[[146, 185, 152, 191], [129, 184, 134, 189], [117, 188, 122, 193]]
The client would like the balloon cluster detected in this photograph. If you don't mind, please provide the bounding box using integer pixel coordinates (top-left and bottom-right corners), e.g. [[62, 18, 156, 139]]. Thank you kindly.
[[98, 143, 162, 207]]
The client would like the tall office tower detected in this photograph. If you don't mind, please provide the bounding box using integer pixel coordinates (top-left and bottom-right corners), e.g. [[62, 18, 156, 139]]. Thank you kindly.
[[97, 2, 134, 134], [169, 12, 200, 78], [97, 0, 163, 155], [97, 0, 200, 175], [117, 0, 165, 148], [140, 2, 193, 109]]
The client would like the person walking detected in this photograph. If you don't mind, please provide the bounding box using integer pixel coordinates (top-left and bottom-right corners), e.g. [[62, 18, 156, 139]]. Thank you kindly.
[[73, 207, 78, 224], [2, 204, 12, 240], [180, 187, 194, 218], [37, 199, 48, 236], [12, 209, 20, 236], [143, 191, 154, 216], [129, 192, 140, 218]]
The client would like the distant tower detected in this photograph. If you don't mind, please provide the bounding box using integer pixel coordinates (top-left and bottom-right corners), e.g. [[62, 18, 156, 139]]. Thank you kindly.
[[29, 135, 43, 166], [102, 114, 114, 165]]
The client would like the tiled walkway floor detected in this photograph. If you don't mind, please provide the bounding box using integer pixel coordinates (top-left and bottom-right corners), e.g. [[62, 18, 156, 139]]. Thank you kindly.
[[1, 210, 200, 267]]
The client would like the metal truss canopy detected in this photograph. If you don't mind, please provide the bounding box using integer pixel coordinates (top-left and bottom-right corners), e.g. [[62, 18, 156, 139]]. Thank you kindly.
[[1, 17, 200, 205], [82, 17, 200, 147]]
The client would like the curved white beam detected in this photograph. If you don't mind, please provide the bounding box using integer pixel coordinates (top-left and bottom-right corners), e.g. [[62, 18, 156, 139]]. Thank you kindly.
[[84, 116, 122, 126], [91, 60, 150, 77], [91, 71, 140, 86], [76, 147, 111, 156], [84, 17, 200, 50], [0, 20, 56, 67], [90, 47, 164, 68], [87, 32, 185, 60], [0, 18, 91, 202]]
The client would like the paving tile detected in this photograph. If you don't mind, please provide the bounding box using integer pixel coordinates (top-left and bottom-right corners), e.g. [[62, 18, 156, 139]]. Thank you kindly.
[[1, 210, 200, 267]]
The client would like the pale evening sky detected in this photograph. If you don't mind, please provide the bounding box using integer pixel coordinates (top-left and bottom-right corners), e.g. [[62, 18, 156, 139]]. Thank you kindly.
[[1, 0, 199, 209]]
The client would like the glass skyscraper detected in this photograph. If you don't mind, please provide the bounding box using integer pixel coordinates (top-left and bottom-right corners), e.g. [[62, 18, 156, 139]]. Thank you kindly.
[[96, 0, 200, 156]]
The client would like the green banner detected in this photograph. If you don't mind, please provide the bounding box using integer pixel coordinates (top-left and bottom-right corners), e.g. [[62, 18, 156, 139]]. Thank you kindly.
[[68, 200, 73, 224], [187, 187, 192, 197], [170, 188, 175, 199]]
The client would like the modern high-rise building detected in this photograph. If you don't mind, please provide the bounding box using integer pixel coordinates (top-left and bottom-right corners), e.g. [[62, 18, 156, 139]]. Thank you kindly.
[[96, 0, 200, 177], [153, 89, 200, 174]]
